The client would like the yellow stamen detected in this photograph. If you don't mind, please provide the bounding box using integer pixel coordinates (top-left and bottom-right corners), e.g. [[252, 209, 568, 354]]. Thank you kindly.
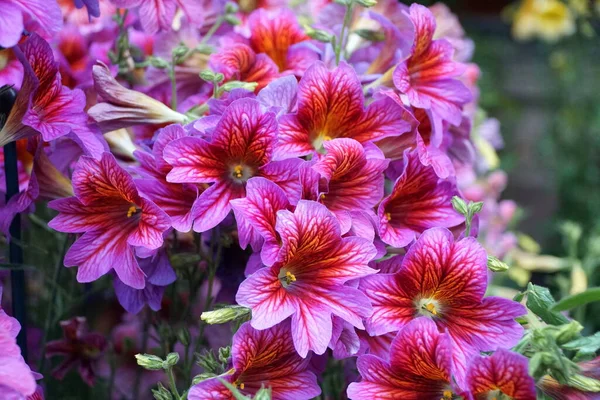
[[385, 212, 392, 221], [425, 302, 438, 316], [126, 206, 138, 218], [441, 389, 453, 400], [286, 271, 297, 283], [322, 134, 332, 141], [240, 383, 245, 390], [319, 193, 326, 201], [233, 165, 243, 179]]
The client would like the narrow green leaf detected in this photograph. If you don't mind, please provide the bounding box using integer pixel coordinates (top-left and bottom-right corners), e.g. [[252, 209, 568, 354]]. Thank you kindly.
[[552, 287, 600, 312], [563, 332, 600, 353], [526, 283, 569, 325]]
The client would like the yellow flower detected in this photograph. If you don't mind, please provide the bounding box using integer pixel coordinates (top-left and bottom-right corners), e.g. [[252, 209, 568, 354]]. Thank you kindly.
[[512, 0, 576, 42]]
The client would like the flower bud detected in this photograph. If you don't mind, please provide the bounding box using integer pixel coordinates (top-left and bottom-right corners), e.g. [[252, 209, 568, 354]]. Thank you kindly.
[[135, 353, 164, 370], [254, 387, 273, 400], [152, 383, 173, 400], [192, 373, 217, 385], [163, 352, 180, 369], [150, 57, 170, 69], [172, 45, 189, 60], [487, 255, 510, 272], [220, 81, 258, 93], [224, 1, 239, 13], [469, 201, 484, 214], [224, 14, 241, 26], [451, 196, 468, 216], [305, 27, 334, 43], [353, 29, 385, 42], [201, 305, 251, 324], [354, 0, 377, 7], [218, 346, 231, 364], [178, 327, 191, 347], [554, 321, 583, 345], [200, 69, 218, 82]]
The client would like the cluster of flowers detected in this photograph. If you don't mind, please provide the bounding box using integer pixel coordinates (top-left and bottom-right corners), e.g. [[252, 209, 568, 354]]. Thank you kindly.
[[0, 0, 544, 399]]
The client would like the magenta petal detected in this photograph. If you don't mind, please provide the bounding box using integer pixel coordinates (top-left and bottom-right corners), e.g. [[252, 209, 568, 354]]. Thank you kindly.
[[291, 301, 333, 357], [0, 3, 24, 48], [191, 181, 243, 232]]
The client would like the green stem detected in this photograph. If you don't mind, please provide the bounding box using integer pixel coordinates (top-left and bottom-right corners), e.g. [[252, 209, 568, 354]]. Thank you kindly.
[[170, 54, 178, 111], [38, 234, 70, 373], [199, 16, 224, 46], [335, 4, 354, 65], [167, 367, 182, 400], [133, 311, 150, 400]]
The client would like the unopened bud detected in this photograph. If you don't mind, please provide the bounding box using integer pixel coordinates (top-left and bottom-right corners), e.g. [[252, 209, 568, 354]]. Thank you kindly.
[[487, 255, 510, 272], [218, 346, 231, 364], [200, 69, 218, 82], [470, 201, 484, 214], [354, 0, 377, 7], [152, 382, 173, 400], [224, 1, 239, 13], [214, 73, 225, 83], [220, 81, 258, 93], [192, 373, 217, 385], [568, 374, 600, 392], [135, 353, 164, 370], [254, 386, 273, 400], [178, 327, 191, 347], [306, 27, 334, 43], [172, 45, 189, 60], [201, 305, 251, 324], [554, 321, 583, 345], [163, 352, 180, 369], [451, 196, 468, 216], [224, 14, 241, 26], [150, 57, 170, 69], [354, 29, 385, 42]]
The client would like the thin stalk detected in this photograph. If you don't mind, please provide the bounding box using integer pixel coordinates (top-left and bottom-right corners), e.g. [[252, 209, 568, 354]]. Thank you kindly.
[[170, 53, 178, 111], [167, 367, 182, 400], [199, 17, 224, 46], [38, 234, 70, 372], [335, 4, 354, 65], [133, 310, 150, 400]]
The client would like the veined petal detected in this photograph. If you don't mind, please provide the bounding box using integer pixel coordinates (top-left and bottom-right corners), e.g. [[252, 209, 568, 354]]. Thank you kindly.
[[236, 267, 297, 329], [256, 75, 298, 115], [164, 136, 224, 183], [291, 301, 333, 357], [378, 150, 463, 248], [466, 349, 536, 400], [258, 158, 303, 204], [211, 44, 279, 92], [190, 181, 244, 232], [127, 197, 171, 250]]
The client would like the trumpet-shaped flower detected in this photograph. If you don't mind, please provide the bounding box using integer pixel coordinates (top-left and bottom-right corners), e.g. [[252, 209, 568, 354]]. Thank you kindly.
[[134, 124, 200, 233], [210, 43, 279, 92], [48, 152, 171, 289], [465, 349, 536, 400], [0, 34, 104, 157], [188, 321, 320, 400], [45, 317, 107, 386], [88, 62, 188, 132], [311, 138, 389, 234], [110, 0, 204, 34], [275, 62, 412, 159], [245, 9, 317, 75], [236, 200, 377, 357], [347, 318, 456, 400], [164, 98, 301, 232], [378, 150, 462, 248], [393, 4, 472, 129], [360, 228, 526, 382]]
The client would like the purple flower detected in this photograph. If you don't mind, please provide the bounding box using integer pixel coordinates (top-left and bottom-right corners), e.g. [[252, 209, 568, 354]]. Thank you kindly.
[[0, 0, 62, 48]]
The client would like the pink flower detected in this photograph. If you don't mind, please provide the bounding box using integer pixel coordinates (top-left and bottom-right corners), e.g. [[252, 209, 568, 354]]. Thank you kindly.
[[45, 317, 107, 386], [0, 34, 104, 157], [0, 285, 37, 398], [347, 318, 456, 399], [0, 0, 62, 48], [164, 98, 301, 232], [465, 349, 536, 400], [360, 228, 526, 382], [236, 200, 377, 357], [188, 321, 321, 400], [110, 0, 205, 34], [377, 150, 463, 248], [275, 62, 412, 159], [393, 4, 472, 129], [48, 152, 171, 289]]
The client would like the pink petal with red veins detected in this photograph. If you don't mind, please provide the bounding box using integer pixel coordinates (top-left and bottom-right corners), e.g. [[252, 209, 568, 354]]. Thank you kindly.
[[466, 349, 536, 400], [152, 124, 188, 175], [188, 374, 235, 400], [190, 181, 244, 232], [408, 4, 437, 58], [291, 301, 333, 357], [48, 197, 127, 233], [378, 150, 463, 248], [64, 229, 145, 289], [258, 158, 303, 203], [13, 0, 62, 42], [137, 0, 177, 34], [72, 153, 140, 205], [127, 198, 171, 249], [164, 136, 224, 184], [236, 267, 297, 329]]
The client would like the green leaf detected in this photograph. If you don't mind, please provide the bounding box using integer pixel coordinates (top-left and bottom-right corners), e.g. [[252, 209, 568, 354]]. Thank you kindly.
[[563, 332, 600, 354], [552, 287, 600, 312], [526, 283, 569, 325]]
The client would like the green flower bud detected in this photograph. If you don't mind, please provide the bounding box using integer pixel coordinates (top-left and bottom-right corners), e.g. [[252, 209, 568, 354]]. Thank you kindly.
[[469, 201, 484, 214], [172, 45, 189, 60], [451, 196, 468, 216], [200, 69, 218, 82], [150, 57, 170, 69], [225, 1, 239, 13], [354, 0, 377, 7], [305, 27, 335, 43], [196, 350, 222, 374], [218, 346, 232, 364], [214, 73, 225, 83], [224, 14, 242, 26], [554, 321, 583, 345], [192, 373, 217, 385], [220, 81, 258, 93], [353, 29, 385, 42], [201, 305, 251, 324], [152, 383, 173, 400], [135, 353, 164, 370], [253, 387, 272, 400], [487, 255, 510, 272], [178, 327, 191, 347], [163, 352, 180, 369]]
